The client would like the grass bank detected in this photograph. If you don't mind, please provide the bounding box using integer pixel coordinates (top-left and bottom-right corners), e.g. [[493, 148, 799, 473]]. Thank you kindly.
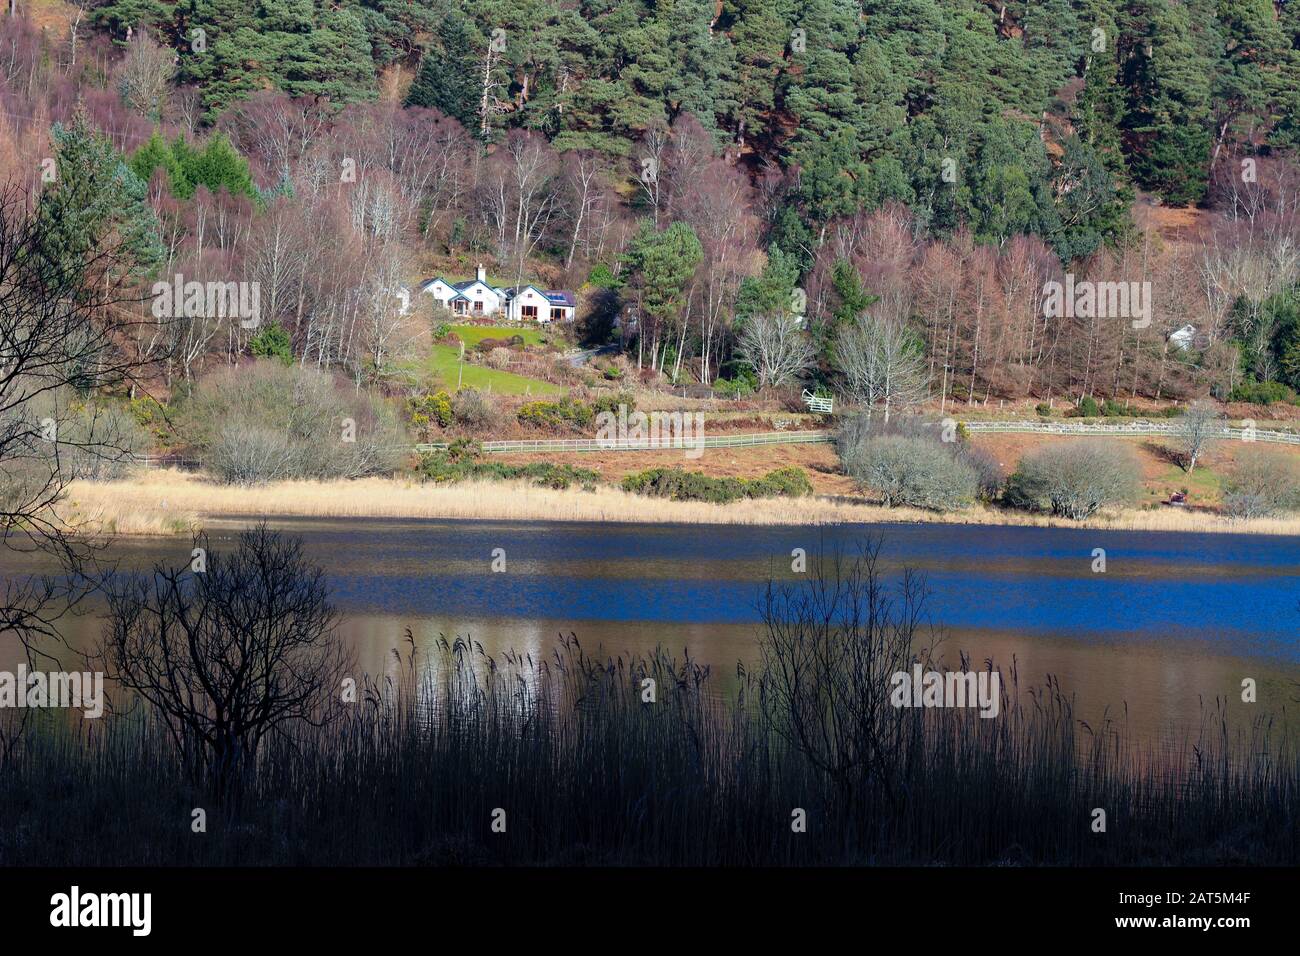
[[64, 468, 1300, 535], [448, 324, 548, 347], [426, 344, 564, 395]]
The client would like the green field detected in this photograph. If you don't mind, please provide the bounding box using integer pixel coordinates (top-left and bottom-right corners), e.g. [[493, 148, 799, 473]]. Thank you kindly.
[[426, 345, 564, 395], [1150, 460, 1224, 504], [449, 324, 548, 347]]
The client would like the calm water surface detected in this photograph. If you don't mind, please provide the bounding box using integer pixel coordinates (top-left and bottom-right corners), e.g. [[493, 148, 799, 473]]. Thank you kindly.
[[5, 517, 1299, 744]]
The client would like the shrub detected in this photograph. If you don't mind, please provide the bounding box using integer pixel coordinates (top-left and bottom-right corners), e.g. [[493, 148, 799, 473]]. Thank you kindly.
[[1229, 377, 1298, 406], [621, 467, 812, 503], [590, 392, 636, 416], [417, 447, 598, 490], [126, 395, 170, 445], [29, 398, 154, 480], [1102, 398, 1127, 417], [954, 442, 1004, 501], [445, 437, 482, 462], [1222, 450, 1300, 519], [1162, 405, 1184, 418], [1075, 396, 1100, 417], [754, 466, 814, 497], [517, 397, 595, 431], [841, 434, 979, 511], [249, 322, 293, 365], [1005, 440, 1140, 519], [712, 365, 758, 397], [176, 361, 406, 484], [451, 388, 498, 429], [1035, 402, 1052, 417], [587, 262, 617, 287], [407, 391, 453, 432]]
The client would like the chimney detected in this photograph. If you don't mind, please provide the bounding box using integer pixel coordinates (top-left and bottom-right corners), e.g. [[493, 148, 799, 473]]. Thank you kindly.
[[476, 263, 486, 283]]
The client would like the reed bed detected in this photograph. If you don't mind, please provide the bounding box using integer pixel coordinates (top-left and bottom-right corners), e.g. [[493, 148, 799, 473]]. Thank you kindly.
[[65, 469, 1300, 535], [2, 636, 1294, 866]]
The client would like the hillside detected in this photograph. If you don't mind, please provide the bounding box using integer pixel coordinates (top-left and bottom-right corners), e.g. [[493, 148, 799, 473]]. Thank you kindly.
[[3, 1, 1300, 427]]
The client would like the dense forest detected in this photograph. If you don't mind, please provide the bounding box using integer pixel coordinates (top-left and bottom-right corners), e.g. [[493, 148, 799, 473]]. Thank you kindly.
[[2, 0, 1300, 405]]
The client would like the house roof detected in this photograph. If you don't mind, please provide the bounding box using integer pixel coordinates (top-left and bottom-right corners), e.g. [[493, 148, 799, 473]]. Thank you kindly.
[[422, 277, 573, 304], [501, 285, 574, 306], [420, 277, 501, 294], [501, 284, 544, 299]]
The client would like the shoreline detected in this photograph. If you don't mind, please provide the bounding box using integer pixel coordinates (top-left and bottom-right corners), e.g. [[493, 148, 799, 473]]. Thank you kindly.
[[61, 469, 1300, 537]]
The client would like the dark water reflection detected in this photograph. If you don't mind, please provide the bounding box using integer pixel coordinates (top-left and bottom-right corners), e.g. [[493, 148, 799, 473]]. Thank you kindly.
[[4, 516, 1299, 745]]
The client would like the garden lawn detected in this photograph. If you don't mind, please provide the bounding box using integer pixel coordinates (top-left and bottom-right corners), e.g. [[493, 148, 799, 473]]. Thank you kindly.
[[450, 324, 548, 347], [428, 345, 564, 395]]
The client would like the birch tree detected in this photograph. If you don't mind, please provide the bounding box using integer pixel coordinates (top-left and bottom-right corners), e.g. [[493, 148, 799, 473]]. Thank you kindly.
[[835, 311, 929, 423]]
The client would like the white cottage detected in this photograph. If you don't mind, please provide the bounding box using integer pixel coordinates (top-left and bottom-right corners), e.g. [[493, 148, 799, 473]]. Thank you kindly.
[[1168, 324, 1198, 350], [419, 264, 574, 323]]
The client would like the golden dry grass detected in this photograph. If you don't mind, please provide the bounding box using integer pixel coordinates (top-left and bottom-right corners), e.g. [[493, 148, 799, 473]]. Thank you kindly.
[[61, 468, 1300, 536]]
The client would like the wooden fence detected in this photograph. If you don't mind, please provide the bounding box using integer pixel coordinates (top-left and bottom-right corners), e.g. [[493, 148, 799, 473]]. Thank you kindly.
[[137, 418, 1300, 468]]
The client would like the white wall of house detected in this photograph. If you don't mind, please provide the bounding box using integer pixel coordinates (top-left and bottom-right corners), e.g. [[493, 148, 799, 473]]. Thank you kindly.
[[458, 281, 503, 316], [423, 279, 458, 309], [424, 279, 503, 316], [422, 276, 573, 322], [505, 286, 550, 322], [1169, 324, 1197, 350]]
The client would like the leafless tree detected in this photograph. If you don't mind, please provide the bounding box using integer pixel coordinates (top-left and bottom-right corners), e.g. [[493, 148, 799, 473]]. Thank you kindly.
[[478, 41, 508, 138], [758, 540, 935, 804], [1177, 399, 1223, 473], [99, 526, 354, 785], [220, 92, 330, 185], [636, 123, 670, 225], [1, 186, 164, 650], [1222, 449, 1300, 518], [562, 149, 607, 270], [480, 130, 560, 285], [354, 244, 426, 381], [113, 30, 175, 121], [735, 313, 815, 388], [835, 311, 929, 423]]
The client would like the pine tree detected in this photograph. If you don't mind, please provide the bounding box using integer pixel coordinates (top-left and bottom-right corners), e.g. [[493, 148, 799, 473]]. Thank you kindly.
[[36, 111, 163, 287], [735, 244, 800, 320], [719, 0, 792, 151], [406, 13, 484, 128], [1118, 0, 1216, 205], [181, 134, 257, 200], [130, 129, 190, 196]]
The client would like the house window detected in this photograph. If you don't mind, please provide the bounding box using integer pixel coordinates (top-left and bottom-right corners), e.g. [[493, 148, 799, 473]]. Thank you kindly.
[[522, 305, 538, 320], [550, 307, 565, 321], [473, 300, 484, 313]]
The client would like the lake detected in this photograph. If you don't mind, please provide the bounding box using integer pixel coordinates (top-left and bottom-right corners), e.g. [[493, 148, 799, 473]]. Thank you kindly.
[[5, 516, 1299, 745]]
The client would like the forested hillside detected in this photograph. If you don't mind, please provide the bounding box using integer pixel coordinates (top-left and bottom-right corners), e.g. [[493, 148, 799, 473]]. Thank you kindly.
[[3, 0, 1300, 406]]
